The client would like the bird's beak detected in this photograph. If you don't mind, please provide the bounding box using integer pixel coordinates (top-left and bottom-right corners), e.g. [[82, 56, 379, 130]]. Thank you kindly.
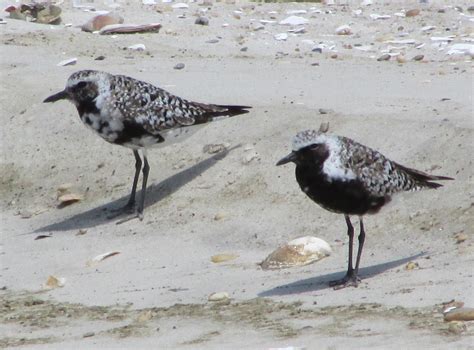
[[43, 89, 68, 103], [276, 151, 297, 166]]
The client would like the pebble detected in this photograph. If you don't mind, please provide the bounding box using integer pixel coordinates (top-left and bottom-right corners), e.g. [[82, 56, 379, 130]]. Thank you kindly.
[[335, 24, 352, 35], [128, 44, 146, 51], [454, 232, 467, 244], [195, 16, 209, 25], [213, 212, 226, 221], [206, 39, 219, 44], [137, 310, 153, 322], [377, 54, 391, 61], [405, 9, 420, 17], [396, 55, 406, 63], [203, 143, 228, 154], [208, 292, 230, 302], [173, 63, 185, 70], [260, 236, 331, 270], [171, 3, 188, 9], [279, 16, 308, 26], [94, 55, 106, 61], [83, 332, 95, 338], [274, 33, 288, 41], [412, 54, 424, 61], [252, 23, 264, 31], [405, 261, 419, 270], [211, 253, 238, 263], [444, 307, 474, 322], [58, 193, 82, 206]]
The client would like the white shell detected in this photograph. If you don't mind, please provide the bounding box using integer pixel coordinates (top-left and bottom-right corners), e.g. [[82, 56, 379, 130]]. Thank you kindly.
[[279, 16, 308, 26], [260, 236, 331, 270], [335, 25, 352, 35]]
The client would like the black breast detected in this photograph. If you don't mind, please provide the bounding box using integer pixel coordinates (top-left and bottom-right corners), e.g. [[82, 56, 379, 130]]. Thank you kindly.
[[295, 166, 389, 216], [114, 120, 164, 145]]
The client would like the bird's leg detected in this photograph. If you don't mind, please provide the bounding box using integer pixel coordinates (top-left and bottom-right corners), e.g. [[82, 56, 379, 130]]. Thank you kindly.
[[354, 217, 366, 276], [136, 153, 150, 221], [108, 150, 142, 219], [330, 215, 361, 289]]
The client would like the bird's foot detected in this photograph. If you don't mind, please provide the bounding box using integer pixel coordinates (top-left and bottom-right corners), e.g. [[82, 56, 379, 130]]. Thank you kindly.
[[329, 272, 361, 290], [115, 211, 144, 225], [106, 201, 136, 220]]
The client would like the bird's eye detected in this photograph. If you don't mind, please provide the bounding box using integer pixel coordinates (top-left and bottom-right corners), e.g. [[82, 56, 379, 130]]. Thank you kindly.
[[76, 81, 87, 89]]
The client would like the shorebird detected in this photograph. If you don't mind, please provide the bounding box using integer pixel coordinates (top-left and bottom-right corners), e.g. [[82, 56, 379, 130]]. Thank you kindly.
[[277, 129, 453, 289], [44, 70, 251, 221]]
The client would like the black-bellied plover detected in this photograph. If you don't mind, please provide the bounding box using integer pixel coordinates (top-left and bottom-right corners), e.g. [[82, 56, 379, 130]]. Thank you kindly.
[[44, 70, 251, 221], [277, 129, 453, 289]]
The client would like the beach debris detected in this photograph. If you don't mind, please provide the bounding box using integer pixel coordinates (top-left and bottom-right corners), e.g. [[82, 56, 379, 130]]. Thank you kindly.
[[213, 212, 225, 221], [274, 33, 288, 41], [35, 234, 52, 240], [288, 27, 305, 34], [454, 232, 468, 244], [203, 143, 228, 154], [370, 14, 391, 20], [405, 9, 420, 17], [446, 44, 474, 57], [211, 253, 238, 263], [335, 24, 352, 35], [44, 275, 66, 289], [405, 261, 419, 270], [5, 3, 62, 24], [377, 54, 391, 61], [206, 39, 219, 44], [172, 3, 188, 9], [252, 23, 264, 31], [137, 310, 153, 322], [421, 25, 436, 32], [444, 307, 474, 322], [76, 229, 88, 236], [412, 54, 424, 61], [57, 58, 77, 67], [173, 63, 185, 70], [57, 193, 82, 206], [430, 36, 455, 42], [279, 16, 308, 26], [128, 43, 146, 51], [195, 16, 209, 25], [208, 292, 230, 302], [396, 55, 406, 63], [260, 236, 331, 270], [287, 10, 307, 15], [82, 332, 95, 338], [99, 23, 161, 35], [87, 251, 120, 266], [82, 13, 124, 32]]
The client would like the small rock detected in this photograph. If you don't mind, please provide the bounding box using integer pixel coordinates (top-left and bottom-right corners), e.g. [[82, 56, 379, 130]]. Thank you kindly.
[[211, 253, 238, 263], [377, 54, 390, 61], [171, 3, 188, 9], [279, 16, 308, 26], [405, 9, 420, 17], [446, 321, 467, 335], [208, 292, 230, 302], [396, 55, 406, 63], [137, 310, 153, 322], [83, 332, 95, 338], [94, 55, 106, 61], [252, 23, 264, 31], [241, 151, 259, 164], [203, 143, 228, 154], [173, 63, 185, 70], [44, 275, 66, 289], [318, 108, 330, 115], [274, 33, 288, 41], [195, 16, 209, 25], [57, 58, 77, 67], [128, 44, 146, 51], [335, 24, 352, 35], [206, 39, 219, 44], [444, 307, 474, 322], [330, 54, 338, 59], [58, 193, 82, 206], [76, 229, 88, 236], [405, 261, 419, 270], [240, 47, 248, 52], [213, 213, 226, 221], [412, 54, 424, 61], [454, 232, 467, 244]]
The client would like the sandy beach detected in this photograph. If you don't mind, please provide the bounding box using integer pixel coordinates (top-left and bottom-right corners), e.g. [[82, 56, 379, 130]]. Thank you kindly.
[[1, 0, 473, 348]]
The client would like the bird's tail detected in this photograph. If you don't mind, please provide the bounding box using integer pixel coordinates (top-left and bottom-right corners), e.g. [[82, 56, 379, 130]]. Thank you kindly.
[[211, 104, 252, 118], [396, 162, 454, 189]]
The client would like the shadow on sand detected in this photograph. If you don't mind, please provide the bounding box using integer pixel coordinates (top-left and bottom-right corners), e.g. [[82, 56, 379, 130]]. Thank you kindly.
[[35, 147, 237, 233], [258, 252, 426, 296]]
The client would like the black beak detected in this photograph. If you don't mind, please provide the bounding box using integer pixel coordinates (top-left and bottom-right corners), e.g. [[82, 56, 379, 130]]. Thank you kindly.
[[43, 89, 68, 103], [276, 152, 297, 166]]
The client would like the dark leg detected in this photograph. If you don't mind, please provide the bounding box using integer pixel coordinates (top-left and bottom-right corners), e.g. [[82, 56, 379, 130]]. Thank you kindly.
[[107, 150, 142, 218], [329, 215, 361, 289], [354, 217, 366, 275], [136, 154, 149, 220]]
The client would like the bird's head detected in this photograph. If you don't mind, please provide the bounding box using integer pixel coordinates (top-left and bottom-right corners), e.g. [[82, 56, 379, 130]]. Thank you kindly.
[[43, 70, 110, 106], [276, 129, 330, 166]]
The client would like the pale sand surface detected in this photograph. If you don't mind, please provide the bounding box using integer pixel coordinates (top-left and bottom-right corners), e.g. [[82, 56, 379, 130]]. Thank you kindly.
[[1, 1, 473, 349]]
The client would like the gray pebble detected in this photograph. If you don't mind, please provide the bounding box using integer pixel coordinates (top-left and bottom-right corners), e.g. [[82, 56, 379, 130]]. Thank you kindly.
[[173, 63, 185, 70], [195, 16, 209, 26], [377, 54, 390, 61]]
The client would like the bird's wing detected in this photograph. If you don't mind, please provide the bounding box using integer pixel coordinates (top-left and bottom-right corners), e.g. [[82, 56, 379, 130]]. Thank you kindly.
[[340, 137, 416, 197], [110, 76, 242, 134]]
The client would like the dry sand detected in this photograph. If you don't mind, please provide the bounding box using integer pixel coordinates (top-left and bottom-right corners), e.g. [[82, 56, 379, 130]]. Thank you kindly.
[[1, 0, 473, 349]]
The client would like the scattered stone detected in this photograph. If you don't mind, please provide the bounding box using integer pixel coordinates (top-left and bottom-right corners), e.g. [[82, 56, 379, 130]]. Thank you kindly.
[[274, 33, 288, 41], [377, 54, 391, 61], [330, 53, 338, 59], [260, 236, 332, 270], [208, 292, 230, 302], [206, 39, 219, 44], [412, 54, 424, 61], [173, 63, 185, 70], [82, 13, 124, 32], [396, 55, 406, 63], [405, 9, 420, 17], [454, 232, 468, 244], [195, 16, 209, 26], [44, 275, 66, 289], [279, 16, 308, 26], [335, 24, 352, 35], [405, 261, 419, 270], [57, 58, 77, 67], [252, 23, 264, 31], [240, 47, 248, 52], [95, 55, 106, 61], [203, 143, 228, 154], [83, 332, 95, 338], [76, 229, 88, 236], [211, 253, 238, 263], [58, 193, 82, 206], [128, 44, 146, 51], [171, 3, 188, 9], [137, 310, 153, 322], [370, 14, 391, 20], [444, 308, 474, 322]]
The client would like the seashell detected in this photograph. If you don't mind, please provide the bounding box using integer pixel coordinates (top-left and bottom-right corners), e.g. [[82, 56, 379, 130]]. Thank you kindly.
[[172, 3, 189, 9], [128, 44, 146, 51], [444, 308, 474, 322], [99, 23, 161, 35], [412, 54, 424, 61], [377, 54, 391, 61], [82, 13, 124, 32], [57, 193, 82, 206], [335, 24, 352, 35], [260, 236, 331, 270], [405, 261, 419, 270], [87, 251, 120, 266], [44, 275, 66, 289], [405, 9, 420, 17], [370, 14, 391, 20], [211, 253, 238, 263], [208, 292, 230, 302], [57, 58, 77, 67], [279, 16, 308, 26]]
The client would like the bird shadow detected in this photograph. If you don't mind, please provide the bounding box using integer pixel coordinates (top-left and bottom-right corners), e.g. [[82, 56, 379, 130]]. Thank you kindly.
[[258, 252, 426, 297], [34, 146, 238, 233]]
